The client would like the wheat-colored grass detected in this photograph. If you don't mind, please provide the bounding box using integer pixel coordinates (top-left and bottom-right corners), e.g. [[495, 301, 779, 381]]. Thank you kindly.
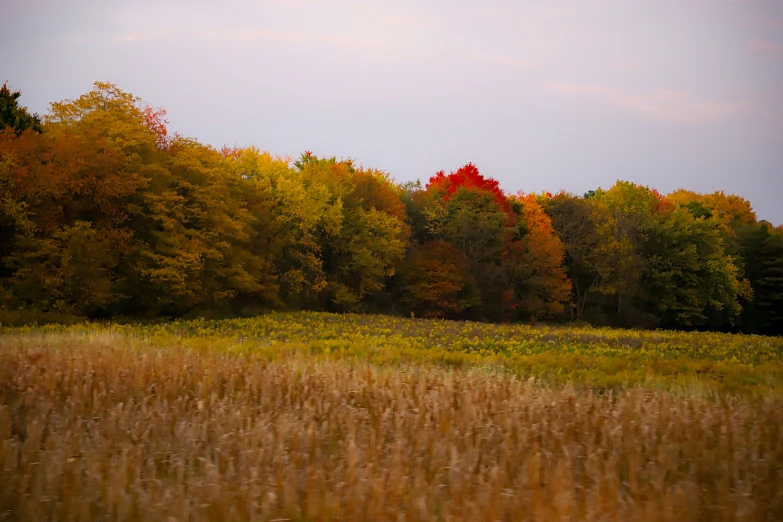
[[1, 330, 782, 521]]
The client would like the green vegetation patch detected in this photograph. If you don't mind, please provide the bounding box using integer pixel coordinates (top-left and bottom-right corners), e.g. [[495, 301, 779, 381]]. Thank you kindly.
[[5, 311, 782, 395]]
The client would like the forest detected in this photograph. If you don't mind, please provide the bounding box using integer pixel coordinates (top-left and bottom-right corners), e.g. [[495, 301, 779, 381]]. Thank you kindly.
[[1, 81, 782, 334]]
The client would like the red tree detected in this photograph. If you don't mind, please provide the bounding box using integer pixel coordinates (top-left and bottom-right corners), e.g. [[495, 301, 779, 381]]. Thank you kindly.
[[143, 106, 180, 151], [426, 163, 513, 220]]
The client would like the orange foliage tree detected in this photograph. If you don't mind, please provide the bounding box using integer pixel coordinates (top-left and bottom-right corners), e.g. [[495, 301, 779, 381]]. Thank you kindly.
[[508, 193, 571, 320]]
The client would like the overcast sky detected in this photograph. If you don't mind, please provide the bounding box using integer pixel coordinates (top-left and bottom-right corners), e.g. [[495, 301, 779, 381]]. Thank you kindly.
[[2, 0, 782, 224]]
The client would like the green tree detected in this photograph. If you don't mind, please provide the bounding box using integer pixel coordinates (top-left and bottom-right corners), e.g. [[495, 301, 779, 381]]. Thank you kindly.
[[5, 222, 120, 315], [643, 207, 743, 328], [294, 154, 408, 310], [756, 228, 783, 334], [0, 83, 42, 134], [225, 147, 342, 307], [542, 192, 607, 320], [667, 189, 757, 330], [738, 224, 783, 335], [134, 139, 278, 315], [425, 187, 509, 265]]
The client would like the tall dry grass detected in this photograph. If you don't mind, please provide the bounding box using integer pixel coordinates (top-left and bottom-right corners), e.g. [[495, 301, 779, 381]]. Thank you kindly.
[[1, 332, 781, 521]]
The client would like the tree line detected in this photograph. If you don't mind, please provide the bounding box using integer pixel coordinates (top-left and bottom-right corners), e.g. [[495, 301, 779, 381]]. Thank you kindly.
[[1, 82, 781, 334]]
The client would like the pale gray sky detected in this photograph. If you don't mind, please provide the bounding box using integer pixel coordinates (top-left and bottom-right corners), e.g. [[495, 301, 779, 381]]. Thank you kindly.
[[3, 0, 782, 224]]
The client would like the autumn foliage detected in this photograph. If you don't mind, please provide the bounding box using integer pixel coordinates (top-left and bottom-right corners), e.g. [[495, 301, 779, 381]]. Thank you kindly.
[[395, 240, 479, 318], [427, 162, 514, 221], [508, 194, 571, 320], [0, 81, 781, 334]]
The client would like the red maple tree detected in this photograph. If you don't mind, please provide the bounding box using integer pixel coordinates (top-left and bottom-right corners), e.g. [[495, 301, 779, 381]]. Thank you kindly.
[[426, 163, 513, 219]]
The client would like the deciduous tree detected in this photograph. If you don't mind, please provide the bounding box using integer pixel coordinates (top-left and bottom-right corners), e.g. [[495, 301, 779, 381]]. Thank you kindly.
[[508, 194, 571, 320], [0, 83, 42, 134], [395, 240, 480, 318]]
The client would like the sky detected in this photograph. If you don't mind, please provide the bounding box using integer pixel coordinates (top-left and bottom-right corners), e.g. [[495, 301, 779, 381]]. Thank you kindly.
[[2, 0, 782, 224]]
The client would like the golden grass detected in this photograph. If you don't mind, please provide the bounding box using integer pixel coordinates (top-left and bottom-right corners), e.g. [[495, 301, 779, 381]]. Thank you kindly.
[[1, 329, 782, 521]]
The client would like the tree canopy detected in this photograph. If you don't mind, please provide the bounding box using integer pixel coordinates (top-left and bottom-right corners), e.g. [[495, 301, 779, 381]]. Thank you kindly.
[[0, 81, 780, 335]]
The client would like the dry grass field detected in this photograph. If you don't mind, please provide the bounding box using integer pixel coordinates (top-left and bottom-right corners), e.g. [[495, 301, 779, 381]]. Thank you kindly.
[[1, 313, 782, 520]]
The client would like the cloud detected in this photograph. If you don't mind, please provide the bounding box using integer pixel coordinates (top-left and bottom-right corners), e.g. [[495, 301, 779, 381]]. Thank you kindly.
[[467, 52, 536, 68], [545, 83, 746, 124]]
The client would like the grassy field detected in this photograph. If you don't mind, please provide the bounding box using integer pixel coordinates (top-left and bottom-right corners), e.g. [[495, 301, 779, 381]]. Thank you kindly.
[[1, 312, 782, 520]]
